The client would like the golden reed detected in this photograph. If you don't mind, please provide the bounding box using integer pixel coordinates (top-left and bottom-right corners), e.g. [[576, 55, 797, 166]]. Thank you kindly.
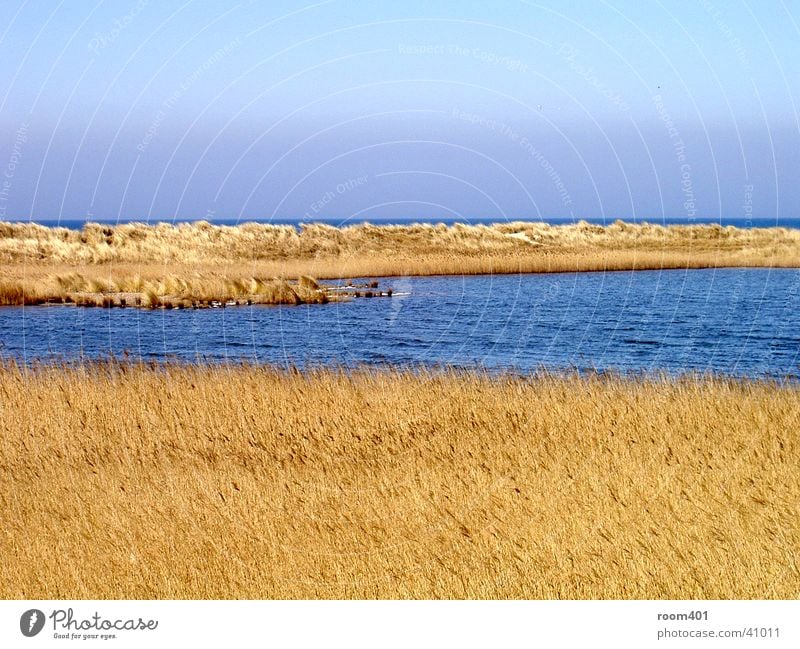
[[1, 362, 797, 599]]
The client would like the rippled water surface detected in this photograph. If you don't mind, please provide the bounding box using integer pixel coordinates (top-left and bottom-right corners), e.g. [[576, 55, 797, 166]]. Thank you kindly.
[[2, 268, 799, 378]]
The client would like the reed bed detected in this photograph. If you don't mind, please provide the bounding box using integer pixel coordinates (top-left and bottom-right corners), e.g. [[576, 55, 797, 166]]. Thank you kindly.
[[0, 272, 329, 307], [2, 220, 799, 266], [0, 362, 797, 599], [2, 220, 799, 306]]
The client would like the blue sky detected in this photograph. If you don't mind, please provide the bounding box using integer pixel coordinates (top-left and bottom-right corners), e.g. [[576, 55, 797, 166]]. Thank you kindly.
[[0, 0, 798, 223]]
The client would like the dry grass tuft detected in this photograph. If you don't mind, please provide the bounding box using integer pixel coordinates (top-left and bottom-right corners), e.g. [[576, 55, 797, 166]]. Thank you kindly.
[[0, 363, 797, 599], [0, 281, 25, 306], [298, 275, 320, 291], [0, 273, 331, 307]]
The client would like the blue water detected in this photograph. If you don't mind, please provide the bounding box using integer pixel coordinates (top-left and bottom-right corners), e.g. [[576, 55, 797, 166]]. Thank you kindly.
[[2, 268, 799, 378], [14, 216, 800, 230]]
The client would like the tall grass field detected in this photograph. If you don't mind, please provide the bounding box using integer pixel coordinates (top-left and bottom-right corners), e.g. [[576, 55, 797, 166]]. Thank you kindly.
[[1, 362, 797, 599]]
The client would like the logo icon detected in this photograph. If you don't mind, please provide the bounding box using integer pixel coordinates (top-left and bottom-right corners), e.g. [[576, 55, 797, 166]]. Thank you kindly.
[[20, 609, 45, 637]]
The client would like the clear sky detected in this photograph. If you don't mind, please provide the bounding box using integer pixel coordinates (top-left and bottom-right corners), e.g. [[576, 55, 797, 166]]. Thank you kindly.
[[0, 0, 798, 223]]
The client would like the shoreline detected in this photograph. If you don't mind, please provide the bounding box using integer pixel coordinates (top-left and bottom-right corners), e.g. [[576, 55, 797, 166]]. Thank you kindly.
[[2, 353, 800, 384], [2, 220, 800, 306], [3, 263, 795, 309], [0, 277, 394, 309], [2, 363, 797, 599]]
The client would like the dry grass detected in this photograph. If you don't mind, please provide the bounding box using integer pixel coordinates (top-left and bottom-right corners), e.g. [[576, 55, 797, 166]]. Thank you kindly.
[[2, 220, 800, 267], [0, 362, 797, 599], [2, 220, 799, 306], [0, 272, 330, 307]]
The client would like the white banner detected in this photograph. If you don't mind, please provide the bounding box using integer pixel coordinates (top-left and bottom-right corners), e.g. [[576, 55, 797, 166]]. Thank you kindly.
[[0, 600, 796, 648]]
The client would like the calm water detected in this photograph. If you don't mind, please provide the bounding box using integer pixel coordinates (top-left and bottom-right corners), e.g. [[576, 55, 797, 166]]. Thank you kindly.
[[2, 268, 799, 378]]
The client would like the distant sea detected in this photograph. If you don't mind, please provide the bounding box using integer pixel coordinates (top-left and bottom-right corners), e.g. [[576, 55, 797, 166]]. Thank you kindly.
[[11, 216, 800, 230]]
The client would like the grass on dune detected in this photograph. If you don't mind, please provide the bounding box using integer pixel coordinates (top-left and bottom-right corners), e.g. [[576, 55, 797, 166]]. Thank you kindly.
[[2, 219, 799, 306], [0, 362, 797, 599], [2, 219, 799, 267]]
